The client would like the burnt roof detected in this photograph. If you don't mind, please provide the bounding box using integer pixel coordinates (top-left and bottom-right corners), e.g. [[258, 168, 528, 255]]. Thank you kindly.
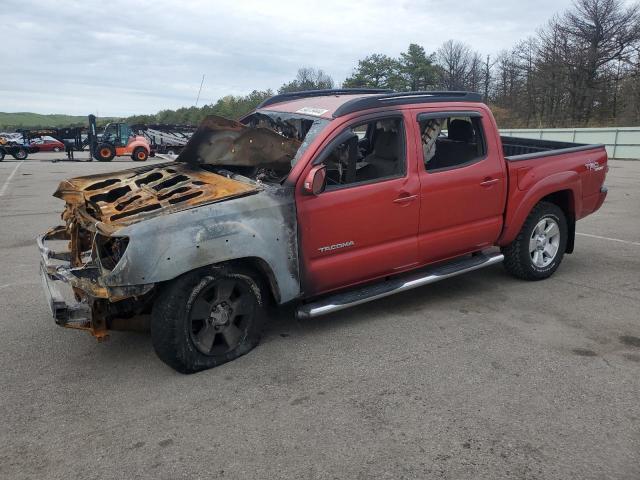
[[257, 89, 483, 118], [256, 88, 392, 109]]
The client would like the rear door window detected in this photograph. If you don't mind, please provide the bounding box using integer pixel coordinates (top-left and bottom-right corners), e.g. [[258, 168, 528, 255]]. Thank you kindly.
[[418, 115, 486, 172]]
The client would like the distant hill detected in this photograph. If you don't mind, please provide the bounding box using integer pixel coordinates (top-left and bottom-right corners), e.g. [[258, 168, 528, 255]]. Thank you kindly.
[[0, 112, 118, 130]]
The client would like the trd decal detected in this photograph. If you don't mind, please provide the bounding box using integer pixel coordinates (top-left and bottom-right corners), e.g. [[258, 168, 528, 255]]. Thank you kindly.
[[585, 161, 604, 172]]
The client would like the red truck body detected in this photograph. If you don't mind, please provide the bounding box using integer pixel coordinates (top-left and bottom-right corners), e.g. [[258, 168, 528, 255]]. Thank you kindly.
[[275, 96, 608, 296]]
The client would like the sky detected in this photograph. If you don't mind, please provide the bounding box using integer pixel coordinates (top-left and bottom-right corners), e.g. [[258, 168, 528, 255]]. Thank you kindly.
[[1, 0, 580, 117]]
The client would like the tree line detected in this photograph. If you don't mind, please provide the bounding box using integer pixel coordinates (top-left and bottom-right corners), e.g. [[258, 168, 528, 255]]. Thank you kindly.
[[341, 0, 640, 128], [125, 67, 337, 126], [9, 0, 634, 131]]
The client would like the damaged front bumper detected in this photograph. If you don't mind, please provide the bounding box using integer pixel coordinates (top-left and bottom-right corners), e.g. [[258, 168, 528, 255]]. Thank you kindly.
[[38, 225, 152, 340]]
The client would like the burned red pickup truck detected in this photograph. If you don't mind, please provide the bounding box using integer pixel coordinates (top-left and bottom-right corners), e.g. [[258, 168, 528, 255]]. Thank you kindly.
[[38, 89, 608, 372]]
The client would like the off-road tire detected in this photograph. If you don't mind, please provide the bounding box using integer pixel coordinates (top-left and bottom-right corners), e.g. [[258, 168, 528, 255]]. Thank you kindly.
[[502, 201, 567, 280], [151, 266, 267, 373], [95, 144, 115, 162], [132, 147, 148, 162], [12, 147, 28, 160]]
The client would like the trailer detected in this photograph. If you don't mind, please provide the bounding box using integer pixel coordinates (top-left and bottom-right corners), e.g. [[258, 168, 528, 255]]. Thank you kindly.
[[131, 124, 196, 156], [19, 127, 87, 150], [15, 126, 88, 161]]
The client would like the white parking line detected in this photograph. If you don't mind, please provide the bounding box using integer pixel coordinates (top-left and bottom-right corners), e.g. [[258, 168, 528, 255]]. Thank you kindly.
[[576, 232, 640, 246], [0, 281, 38, 289], [0, 162, 23, 197]]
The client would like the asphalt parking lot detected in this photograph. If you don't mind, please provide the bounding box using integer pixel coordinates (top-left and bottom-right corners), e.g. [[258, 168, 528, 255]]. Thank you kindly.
[[1, 152, 639, 480]]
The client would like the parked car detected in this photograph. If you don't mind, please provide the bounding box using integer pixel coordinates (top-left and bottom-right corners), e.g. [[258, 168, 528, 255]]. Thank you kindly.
[[38, 89, 608, 373], [30, 136, 65, 152]]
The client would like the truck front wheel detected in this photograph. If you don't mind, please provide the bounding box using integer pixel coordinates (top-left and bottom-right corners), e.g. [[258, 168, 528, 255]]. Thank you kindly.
[[151, 267, 267, 373], [502, 201, 567, 280]]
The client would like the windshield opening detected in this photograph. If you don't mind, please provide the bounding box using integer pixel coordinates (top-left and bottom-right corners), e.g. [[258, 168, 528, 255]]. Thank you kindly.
[[242, 110, 329, 166], [176, 111, 329, 185]]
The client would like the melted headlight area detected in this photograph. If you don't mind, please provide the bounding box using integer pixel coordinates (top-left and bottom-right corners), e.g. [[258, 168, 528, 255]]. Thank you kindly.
[[39, 224, 154, 341], [96, 234, 129, 271]]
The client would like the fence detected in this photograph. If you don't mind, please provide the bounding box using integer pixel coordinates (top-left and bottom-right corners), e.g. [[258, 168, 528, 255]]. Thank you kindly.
[[499, 127, 640, 159]]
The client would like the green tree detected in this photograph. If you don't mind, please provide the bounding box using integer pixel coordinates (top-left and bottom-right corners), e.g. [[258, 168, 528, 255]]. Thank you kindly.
[[343, 54, 401, 88], [399, 43, 439, 91]]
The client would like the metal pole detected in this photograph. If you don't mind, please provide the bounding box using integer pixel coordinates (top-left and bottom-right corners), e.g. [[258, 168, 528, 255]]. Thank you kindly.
[[195, 74, 205, 107], [612, 129, 619, 159]]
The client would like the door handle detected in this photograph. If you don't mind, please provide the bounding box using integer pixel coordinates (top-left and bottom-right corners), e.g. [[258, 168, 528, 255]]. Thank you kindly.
[[393, 194, 417, 204], [480, 178, 499, 187]]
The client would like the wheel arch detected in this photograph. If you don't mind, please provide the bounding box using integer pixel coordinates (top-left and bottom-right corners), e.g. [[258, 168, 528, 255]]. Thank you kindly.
[[499, 172, 581, 249], [216, 256, 282, 305], [540, 190, 576, 253], [131, 139, 150, 154]]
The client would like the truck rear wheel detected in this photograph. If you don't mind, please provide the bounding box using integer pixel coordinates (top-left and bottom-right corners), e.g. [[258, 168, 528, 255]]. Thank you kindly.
[[132, 147, 148, 162], [502, 201, 567, 280], [151, 266, 267, 373]]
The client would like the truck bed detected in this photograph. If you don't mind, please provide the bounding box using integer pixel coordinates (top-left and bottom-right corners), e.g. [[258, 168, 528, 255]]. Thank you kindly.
[[501, 136, 603, 161], [500, 137, 608, 242]]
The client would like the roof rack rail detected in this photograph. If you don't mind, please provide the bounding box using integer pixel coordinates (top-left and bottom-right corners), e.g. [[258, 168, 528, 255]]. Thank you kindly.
[[257, 88, 394, 109], [333, 91, 483, 117]]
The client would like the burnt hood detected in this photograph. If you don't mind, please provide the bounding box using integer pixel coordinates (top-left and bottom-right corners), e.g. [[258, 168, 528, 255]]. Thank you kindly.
[[176, 115, 301, 170], [53, 162, 258, 228]]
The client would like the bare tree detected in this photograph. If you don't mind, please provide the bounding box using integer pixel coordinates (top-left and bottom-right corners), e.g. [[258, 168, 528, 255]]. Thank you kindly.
[[488, 0, 640, 127], [279, 68, 335, 93], [561, 0, 640, 124], [436, 40, 472, 90], [482, 54, 496, 102]]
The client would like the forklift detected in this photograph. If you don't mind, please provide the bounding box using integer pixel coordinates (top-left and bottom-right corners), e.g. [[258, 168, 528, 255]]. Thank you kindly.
[[88, 115, 151, 162]]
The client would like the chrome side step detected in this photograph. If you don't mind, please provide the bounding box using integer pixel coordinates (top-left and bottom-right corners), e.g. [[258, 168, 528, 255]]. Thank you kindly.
[[296, 252, 504, 319]]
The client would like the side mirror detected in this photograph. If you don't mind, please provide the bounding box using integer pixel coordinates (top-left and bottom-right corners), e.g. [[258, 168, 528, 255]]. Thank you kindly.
[[302, 165, 327, 195]]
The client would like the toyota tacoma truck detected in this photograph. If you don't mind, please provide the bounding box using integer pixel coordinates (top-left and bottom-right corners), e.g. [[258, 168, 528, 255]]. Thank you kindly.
[[38, 89, 608, 373]]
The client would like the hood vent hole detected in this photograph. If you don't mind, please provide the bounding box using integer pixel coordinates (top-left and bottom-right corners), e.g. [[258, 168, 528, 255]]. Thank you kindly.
[[168, 191, 203, 204]]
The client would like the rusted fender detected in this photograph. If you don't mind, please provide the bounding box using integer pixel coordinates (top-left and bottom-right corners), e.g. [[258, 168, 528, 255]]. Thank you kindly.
[[102, 186, 300, 304]]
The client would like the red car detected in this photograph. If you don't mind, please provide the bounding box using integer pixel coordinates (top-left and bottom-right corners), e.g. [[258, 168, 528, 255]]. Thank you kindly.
[[30, 136, 65, 152]]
